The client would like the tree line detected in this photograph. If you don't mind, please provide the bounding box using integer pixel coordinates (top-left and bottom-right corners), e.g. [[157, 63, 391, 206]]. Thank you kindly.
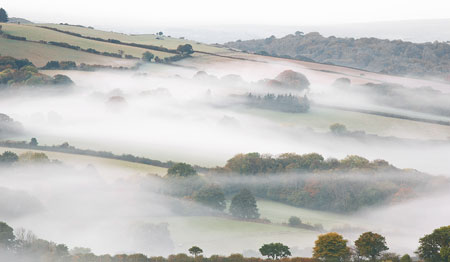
[[1, 219, 448, 262]]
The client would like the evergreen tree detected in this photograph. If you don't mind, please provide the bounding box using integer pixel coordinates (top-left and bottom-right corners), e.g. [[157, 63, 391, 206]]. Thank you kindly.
[[229, 188, 259, 219], [0, 8, 8, 23]]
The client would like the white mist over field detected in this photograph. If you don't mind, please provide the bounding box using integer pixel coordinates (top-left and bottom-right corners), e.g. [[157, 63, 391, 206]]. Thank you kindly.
[[1, 58, 450, 258]]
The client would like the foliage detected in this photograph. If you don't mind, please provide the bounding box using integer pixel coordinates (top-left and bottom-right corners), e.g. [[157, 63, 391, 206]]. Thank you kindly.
[[329, 123, 348, 135], [0, 8, 8, 22], [229, 188, 260, 219], [288, 216, 302, 227], [313, 232, 350, 262], [0, 151, 19, 165], [245, 93, 310, 113], [400, 254, 412, 262], [225, 32, 450, 79], [142, 51, 155, 62], [259, 243, 291, 259], [417, 225, 450, 262], [167, 163, 198, 178], [177, 44, 194, 55], [188, 246, 203, 257], [0, 56, 73, 87], [193, 184, 226, 211], [354, 232, 389, 261], [18, 151, 50, 163], [0, 221, 14, 247]]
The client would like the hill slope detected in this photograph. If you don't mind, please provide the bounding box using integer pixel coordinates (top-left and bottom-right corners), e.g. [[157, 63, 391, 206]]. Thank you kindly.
[[224, 32, 450, 80]]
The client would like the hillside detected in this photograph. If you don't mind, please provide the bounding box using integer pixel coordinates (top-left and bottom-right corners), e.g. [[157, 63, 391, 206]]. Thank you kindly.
[[224, 32, 450, 80]]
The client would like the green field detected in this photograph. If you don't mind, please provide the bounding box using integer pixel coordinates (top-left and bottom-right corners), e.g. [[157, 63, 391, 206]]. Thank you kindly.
[[245, 106, 450, 140], [0, 37, 135, 67], [38, 23, 227, 54], [0, 146, 168, 176], [1, 23, 175, 60]]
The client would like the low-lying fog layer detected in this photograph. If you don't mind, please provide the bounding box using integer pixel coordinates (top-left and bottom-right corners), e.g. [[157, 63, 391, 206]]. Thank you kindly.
[[1, 63, 450, 174], [1, 60, 449, 257], [1, 162, 449, 257]]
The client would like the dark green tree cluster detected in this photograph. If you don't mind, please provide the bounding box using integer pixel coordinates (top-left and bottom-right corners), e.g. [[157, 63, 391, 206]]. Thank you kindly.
[[193, 184, 226, 211], [246, 93, 310, 113], [0, 151, 18, 166], [0, 8, 8, 23], [229, 188, 259, 219], [417, 226, 450, 262], [259, 243, 291, 259], [142, 51, 155, 62], [177, 44, 194, 55], [0, 56, 73, 87], [167, 163, 198, 178]]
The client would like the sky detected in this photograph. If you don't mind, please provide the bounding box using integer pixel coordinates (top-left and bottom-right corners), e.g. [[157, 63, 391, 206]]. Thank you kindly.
[[3, 0, 450, 27]]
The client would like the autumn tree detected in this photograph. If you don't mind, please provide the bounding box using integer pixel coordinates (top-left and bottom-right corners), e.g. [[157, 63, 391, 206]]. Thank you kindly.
[[313, 232, 350, 262], [417, 225, 450, 262], [188, 246, 203, 257], [355, 232, 389, 262], [259, 243, 291, 259], [229, 188, 260, 219]]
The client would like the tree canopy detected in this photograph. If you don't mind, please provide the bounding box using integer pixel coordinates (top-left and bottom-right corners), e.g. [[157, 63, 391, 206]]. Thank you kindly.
[[417, 225, 450, 262], [193, 184, 226, 211], [188, 246, 203, 257], [355, 232, 389, 261], [177, 44, 194, 55], [0, 221, 15, 248], [259, 243, 291, 259], [167, 163, 197, 178], [229, 188, 260, 219], [0, 8, 8, 23], [313, 232, 350, 262], [142, 51, 155, 62]]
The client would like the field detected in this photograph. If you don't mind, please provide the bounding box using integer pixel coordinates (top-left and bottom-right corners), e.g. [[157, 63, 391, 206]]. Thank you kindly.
[[1, 23, 175, 60], [0, 37, 134, 67], [245, 106, 450, 140], [38, 23, 228, 54], [0, 146, 168, 177]]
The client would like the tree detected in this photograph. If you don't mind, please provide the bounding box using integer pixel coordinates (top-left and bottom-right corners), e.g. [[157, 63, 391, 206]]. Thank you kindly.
[[400, 254, 412, 262], [0, 221, 15, 248], [188, 246, 203, 257], [30, 137, 38, 147], [259, 243, 291, 259], [0, 151, 19, 165], [313, 232, 350, 262], [177, 44, 194, 55], [229, 188, 260, 219], [417, 225, 450, 262], [329, 123, 348, 135], [167, 163, 197, 178], [355, 232, 389, 262], [0, 8, 8, 23], [142, 51, 155, 62], [288, 216, 302, 227], [193, 184, 226, 211]]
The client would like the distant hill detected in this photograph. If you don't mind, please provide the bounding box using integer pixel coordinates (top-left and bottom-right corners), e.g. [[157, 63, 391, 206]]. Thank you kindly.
[[7, 17, 33, 24], [224, 32, 450, 80]]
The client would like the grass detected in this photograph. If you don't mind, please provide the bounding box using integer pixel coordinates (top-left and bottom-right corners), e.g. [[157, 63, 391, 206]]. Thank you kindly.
[[36, 23, 228, 54], [245, 106, 450, 140], [0, 37, 135, 67], [0, 146, 168, 176], [1, 23, 175, 60]]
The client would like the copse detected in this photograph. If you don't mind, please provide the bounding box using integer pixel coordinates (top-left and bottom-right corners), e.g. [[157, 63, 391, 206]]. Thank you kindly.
[[177, 44, 194, 55], [0, 8, 8, 23], [167, 163, 197, 178], [193, 184, 226, 211], [142, 51, 155, 62], [0, 151, 19, 166]]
